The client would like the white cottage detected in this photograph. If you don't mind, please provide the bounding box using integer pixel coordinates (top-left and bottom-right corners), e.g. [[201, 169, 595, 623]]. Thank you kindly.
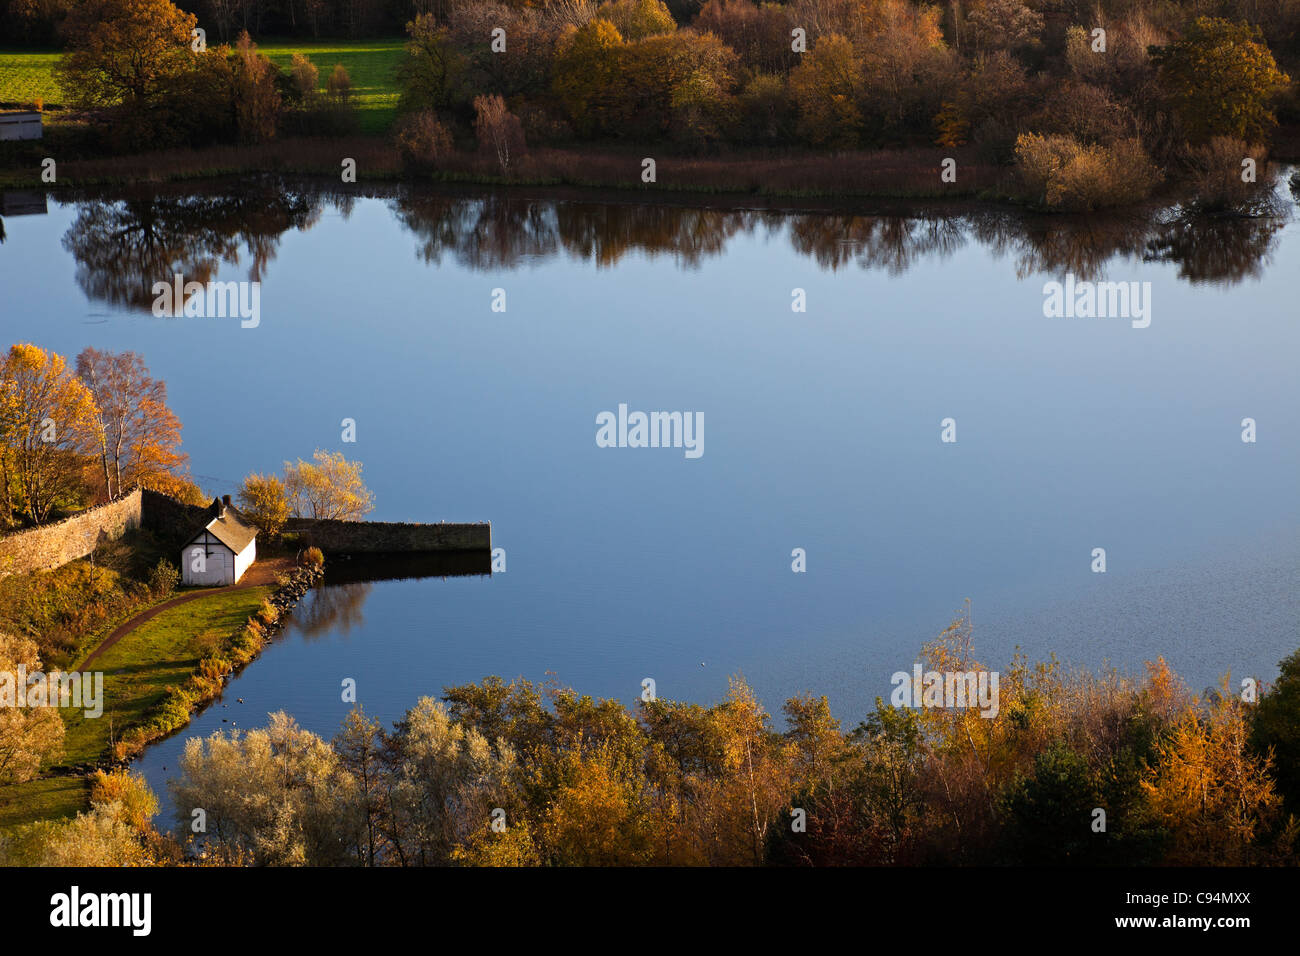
[[181, 497, 258, 586]]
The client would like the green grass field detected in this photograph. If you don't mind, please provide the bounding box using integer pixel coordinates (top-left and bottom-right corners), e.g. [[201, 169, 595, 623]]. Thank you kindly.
[[0, 39, 403, 133], [0, 49, 62, 107], [260, 38, 404, 134], [0, 584, 272, 831], [59, 585, 273, 767]]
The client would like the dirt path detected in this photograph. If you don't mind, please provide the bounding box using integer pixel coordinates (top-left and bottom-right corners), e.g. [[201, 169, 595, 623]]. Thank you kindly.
[[78, 557, 292, 672]]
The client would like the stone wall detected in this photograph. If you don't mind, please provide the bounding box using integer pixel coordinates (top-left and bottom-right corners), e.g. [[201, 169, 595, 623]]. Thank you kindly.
[[286, 518, 490, 554], [140, 488, 211, 548], [0, 489, 143, 578], [0, 491, 490, 576]]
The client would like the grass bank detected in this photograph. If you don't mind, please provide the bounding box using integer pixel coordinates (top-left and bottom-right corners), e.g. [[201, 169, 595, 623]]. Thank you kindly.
[[0, 584, 271, 831], [63, 586, 273, 767]]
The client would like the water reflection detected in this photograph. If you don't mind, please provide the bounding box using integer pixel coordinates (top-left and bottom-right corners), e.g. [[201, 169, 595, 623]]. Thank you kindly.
[[280, 552, 490, 641], [35, 169, 1298, 312], [289, 580, 373, 641], [57, 186, 327, 309]]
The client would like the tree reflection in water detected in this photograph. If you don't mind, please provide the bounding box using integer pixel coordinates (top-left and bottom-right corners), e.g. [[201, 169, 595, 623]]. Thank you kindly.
[[52, 170, 1297, 315]]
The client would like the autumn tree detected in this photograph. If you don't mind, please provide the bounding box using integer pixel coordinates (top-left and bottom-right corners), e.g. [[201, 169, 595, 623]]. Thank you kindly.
[[74, 346, 187, 501], [965, 0, 1042, 54], [396, 13, 467, 113], [1151, 18, 1291, 144], [540, 743, 660, 864], [169, 711, 359, 865], [1142, 689, 1285, 864], [237, 472, 290, 535], [56, 0, 199, 109], [789, 33, 865, 147], [607, 29, 739, 141], [232, 31, 283, 144], [283, 449, 375, 521], [696, 0, 798, 74], [333, 707, 386, 865], [289, 53, 319, 102], [552, 17, 626, 135], [594, 0, 675, 40], [383, 697, 521, 865], [0, 344, 97, 525], [0, 632, 65, 785], [857, 0, 954, 138]]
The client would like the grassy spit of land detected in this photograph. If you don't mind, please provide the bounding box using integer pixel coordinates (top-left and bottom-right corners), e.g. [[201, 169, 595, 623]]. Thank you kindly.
[[0, 539, 317, 832]]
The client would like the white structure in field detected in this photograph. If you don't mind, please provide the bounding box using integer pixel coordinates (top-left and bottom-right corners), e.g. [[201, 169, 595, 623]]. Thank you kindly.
[[0, 111, 42, 141], [181, 496, 258, 586]]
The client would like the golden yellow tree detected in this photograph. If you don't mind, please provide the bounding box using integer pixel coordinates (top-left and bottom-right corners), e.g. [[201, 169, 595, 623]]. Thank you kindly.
[[0, 632, 66, 784], [1142, 687, 1283, 864], [0, 344, 98, 525], [283, 450, 375, 521]]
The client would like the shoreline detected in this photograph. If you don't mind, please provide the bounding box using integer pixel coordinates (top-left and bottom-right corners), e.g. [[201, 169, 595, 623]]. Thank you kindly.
[[4, 135, 1298, 216], [1, 137, 1017, 202]]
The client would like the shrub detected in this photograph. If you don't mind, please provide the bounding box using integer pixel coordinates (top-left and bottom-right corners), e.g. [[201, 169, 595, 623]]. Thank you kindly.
[[473, 94, 527, 174], [327, 64, 353, 102], [1014, 133, 1161, 211], [289, 54, 320, 103], [255, 600, 279, 627], [147, 559, 180, 598], [302, 547, 325, 569], [1185, 137, 1272, 213], [394, 110, 456, 170], [89, 769, 158, 832]]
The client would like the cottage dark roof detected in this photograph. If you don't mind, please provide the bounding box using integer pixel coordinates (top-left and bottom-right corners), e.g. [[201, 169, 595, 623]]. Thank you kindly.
[[186, 507, 258, 554]]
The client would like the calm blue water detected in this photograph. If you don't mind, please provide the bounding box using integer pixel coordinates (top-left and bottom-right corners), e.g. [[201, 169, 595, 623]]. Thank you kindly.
[[2, 179, 1298, 819]]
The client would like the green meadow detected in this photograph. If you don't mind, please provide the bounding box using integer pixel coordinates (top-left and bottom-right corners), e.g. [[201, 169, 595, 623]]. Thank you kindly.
[[0, 39, 404, 133], [259, 38, 404, 134], [0, 50, 62, 107]]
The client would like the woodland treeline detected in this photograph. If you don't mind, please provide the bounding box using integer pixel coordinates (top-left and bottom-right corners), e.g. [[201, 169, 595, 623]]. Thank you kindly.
[[5, 0, 1298, 209], [4, 614, 1300, 866]]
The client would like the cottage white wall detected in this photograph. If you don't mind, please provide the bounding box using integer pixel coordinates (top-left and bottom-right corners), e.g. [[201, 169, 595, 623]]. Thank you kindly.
[[181, 540, 235, 586], [233, 539, 255, 584], [0, 113, 42, 141]]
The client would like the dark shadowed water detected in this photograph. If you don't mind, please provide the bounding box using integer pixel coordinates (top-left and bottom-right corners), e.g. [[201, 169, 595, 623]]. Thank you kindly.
[[1, 175, 1298, 823]]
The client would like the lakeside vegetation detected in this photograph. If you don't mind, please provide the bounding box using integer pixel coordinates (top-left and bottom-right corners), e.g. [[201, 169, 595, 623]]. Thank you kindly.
[[1, 0, 1297, 208], [3, 609, 1299, 866]]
